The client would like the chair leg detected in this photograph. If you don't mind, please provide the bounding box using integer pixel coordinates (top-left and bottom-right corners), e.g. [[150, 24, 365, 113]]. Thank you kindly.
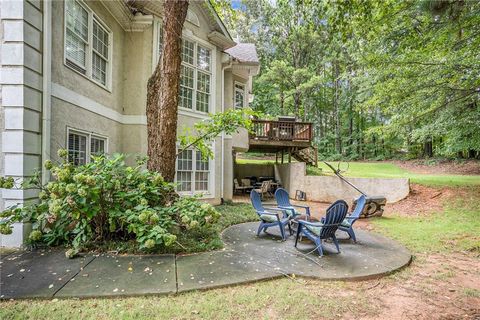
[[279, 222, 286, 241], [315, 239, 323, 256], [348, 228, 357, 243], [295, 224, 302, 247], [287, 222, 293, 235], [332, 235, 340, 253], [257, 223, 264, 236]]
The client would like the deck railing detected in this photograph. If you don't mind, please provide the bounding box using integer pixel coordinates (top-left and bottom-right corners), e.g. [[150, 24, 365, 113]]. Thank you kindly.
[[250, 120, 313, 142]]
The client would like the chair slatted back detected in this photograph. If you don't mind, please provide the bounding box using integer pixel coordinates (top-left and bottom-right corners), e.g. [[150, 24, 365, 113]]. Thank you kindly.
[[260, 181, 270, 193], [274, 188, 291, 207], [351, 195, 367, 219], [250, 190, 264, 215], [234, 179, 240, 188], [320, 200, 348, 239]]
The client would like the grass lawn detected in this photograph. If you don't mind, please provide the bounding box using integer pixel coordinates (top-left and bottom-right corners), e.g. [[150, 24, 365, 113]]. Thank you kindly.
[[372, 188, 480, 253], [1, 189, 479, 319], [311, 161, 480, 187]]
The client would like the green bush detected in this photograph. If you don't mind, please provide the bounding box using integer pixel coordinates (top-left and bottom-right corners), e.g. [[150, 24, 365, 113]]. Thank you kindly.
[[0, 151, 220, 254]]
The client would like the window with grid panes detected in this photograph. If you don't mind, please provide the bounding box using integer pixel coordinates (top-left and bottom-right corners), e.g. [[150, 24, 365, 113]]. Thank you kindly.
[[64, 0, 111, 88], [179, 39, 211, 113], [90, 136, 106, 157], [195, 152, 209, 191], [234, 83, 245, 109], [176, 149, 210, 193], [176, 150, 193, 192], [68, 132, 88, 165]]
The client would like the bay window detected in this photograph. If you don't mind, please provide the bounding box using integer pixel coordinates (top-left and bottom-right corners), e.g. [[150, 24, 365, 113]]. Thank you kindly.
[[235, 83, 246, 109]]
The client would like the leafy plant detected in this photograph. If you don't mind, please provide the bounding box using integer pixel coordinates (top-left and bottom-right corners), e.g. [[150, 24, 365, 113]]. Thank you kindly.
[[0, 150, 220, 254]]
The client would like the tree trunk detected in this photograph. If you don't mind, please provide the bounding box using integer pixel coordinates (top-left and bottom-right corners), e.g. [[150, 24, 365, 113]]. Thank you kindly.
[[146, 0, 189, 182], [333, 61, 342, 155]]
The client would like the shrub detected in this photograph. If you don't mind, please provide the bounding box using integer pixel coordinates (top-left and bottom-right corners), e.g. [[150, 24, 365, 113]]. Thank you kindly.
[[0, 151, 220, 254]]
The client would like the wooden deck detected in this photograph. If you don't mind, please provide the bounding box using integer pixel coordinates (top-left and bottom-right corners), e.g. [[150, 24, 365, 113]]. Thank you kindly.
[[249, 119, 313, 153]]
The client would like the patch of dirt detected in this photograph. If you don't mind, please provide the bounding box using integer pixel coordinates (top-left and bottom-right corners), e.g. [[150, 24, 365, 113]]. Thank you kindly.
[[385, 184, 465, 217], [394, 159, 480, 175], [353, 252, 480, 320]]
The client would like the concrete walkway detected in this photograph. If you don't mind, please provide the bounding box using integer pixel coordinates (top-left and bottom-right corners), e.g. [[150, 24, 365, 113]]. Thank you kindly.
[[0, 222, 411, 299]]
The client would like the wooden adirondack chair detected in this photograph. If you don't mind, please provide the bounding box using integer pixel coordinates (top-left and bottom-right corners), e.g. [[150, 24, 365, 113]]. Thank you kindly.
[[295, 200, 348, 256], [250, 190, 292, 241], [253, 180, 272, 199], [234, 179, 250, 194], [338, 195, 366, 242], [274, 188, 311, 220]]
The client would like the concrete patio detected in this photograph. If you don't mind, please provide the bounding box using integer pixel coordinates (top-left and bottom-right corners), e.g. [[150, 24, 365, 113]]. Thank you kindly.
[[0, 222, 411, 299]]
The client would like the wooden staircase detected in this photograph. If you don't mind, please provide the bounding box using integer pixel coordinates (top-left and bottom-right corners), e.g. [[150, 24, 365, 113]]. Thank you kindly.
[[292, 146, 318, 166]]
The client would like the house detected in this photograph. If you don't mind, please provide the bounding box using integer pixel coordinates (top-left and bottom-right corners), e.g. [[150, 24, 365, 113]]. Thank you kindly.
[[0, 0, 260, 247]]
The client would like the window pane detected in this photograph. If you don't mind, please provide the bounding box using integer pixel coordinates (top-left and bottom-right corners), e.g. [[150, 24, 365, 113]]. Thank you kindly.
[[176, 150, 193, 192], [68, 132, 87, 166], [196, 152, 209, 171], [90, 136, 106, 158], [92, 53, 107, 85], [65, 29, 86, 69], [180, 66, 194, 109], [181, 65, 194, 88], [235, 88, 245, 109], [66, 0, 88, 41], [195, 151, 209, 191], [197, 46, 210, 71], [182, 39, 194, 65], [196, 92, 209, 113], [195, 172, 209, 191], [93, 20, 109, 59], [197, 72, 210, 93]]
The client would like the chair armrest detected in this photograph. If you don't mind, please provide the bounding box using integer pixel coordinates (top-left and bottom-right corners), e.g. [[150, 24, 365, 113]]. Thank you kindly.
[[291, 204, 311, 216], [345, 215, 357, 220], [264, 207, 286, 213]]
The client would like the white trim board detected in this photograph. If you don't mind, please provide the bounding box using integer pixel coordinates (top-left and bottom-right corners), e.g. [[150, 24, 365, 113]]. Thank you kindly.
[[51, 82, 147, 125]]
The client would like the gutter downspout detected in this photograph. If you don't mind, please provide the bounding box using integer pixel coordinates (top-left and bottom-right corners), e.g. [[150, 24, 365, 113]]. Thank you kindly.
[[42, 0, 52, 185], [220, 57, 232, 202]]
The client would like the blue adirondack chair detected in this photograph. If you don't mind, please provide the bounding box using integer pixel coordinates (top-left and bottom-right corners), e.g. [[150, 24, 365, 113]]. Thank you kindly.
[[250, 190, 292, 241], [295, 200, 348, 256], [274, 188, 311, 220], [338, 195, 367, 242]]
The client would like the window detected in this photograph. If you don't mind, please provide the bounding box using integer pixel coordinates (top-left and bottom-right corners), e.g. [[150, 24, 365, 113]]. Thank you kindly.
[[179, 39, 212, 113], [235, 83, 246, 109], [67, 129, 107, 165], [68, 132, 87, 165], [64, 0, 112, 88], [176, 149, 210, 193]]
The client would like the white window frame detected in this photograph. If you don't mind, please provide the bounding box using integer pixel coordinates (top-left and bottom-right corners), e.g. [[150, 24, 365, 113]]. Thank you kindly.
[[175, 147, 214, 197], [63, 0, 113, 91], [66, 127, 108, 165], [234, 81, 247, 109], [152, 24, 216, 116]]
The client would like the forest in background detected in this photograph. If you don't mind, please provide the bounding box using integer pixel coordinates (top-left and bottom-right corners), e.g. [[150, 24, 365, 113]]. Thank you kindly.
[[213, 0, 480, 161]]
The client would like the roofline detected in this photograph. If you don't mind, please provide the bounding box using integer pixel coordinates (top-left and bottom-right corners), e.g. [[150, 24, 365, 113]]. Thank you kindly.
[[206, 0, 233, 41]]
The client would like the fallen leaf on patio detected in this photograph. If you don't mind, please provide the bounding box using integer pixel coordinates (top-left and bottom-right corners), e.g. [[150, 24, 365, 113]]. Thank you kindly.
[[49, 284, 54, 289], [113, 288, 119, 292], [128, 267, 133, 272]]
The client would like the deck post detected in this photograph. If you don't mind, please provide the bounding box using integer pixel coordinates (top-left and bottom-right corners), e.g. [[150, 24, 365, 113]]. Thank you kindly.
[[281, 149, 284, 164], [288, 148, 292, 163]]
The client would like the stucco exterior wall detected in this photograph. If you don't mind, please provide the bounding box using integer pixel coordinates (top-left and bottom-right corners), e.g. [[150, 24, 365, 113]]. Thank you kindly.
[[50, 98, 123, 162], [275, 162, 410, 204], [51, 0, 125, 114]]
